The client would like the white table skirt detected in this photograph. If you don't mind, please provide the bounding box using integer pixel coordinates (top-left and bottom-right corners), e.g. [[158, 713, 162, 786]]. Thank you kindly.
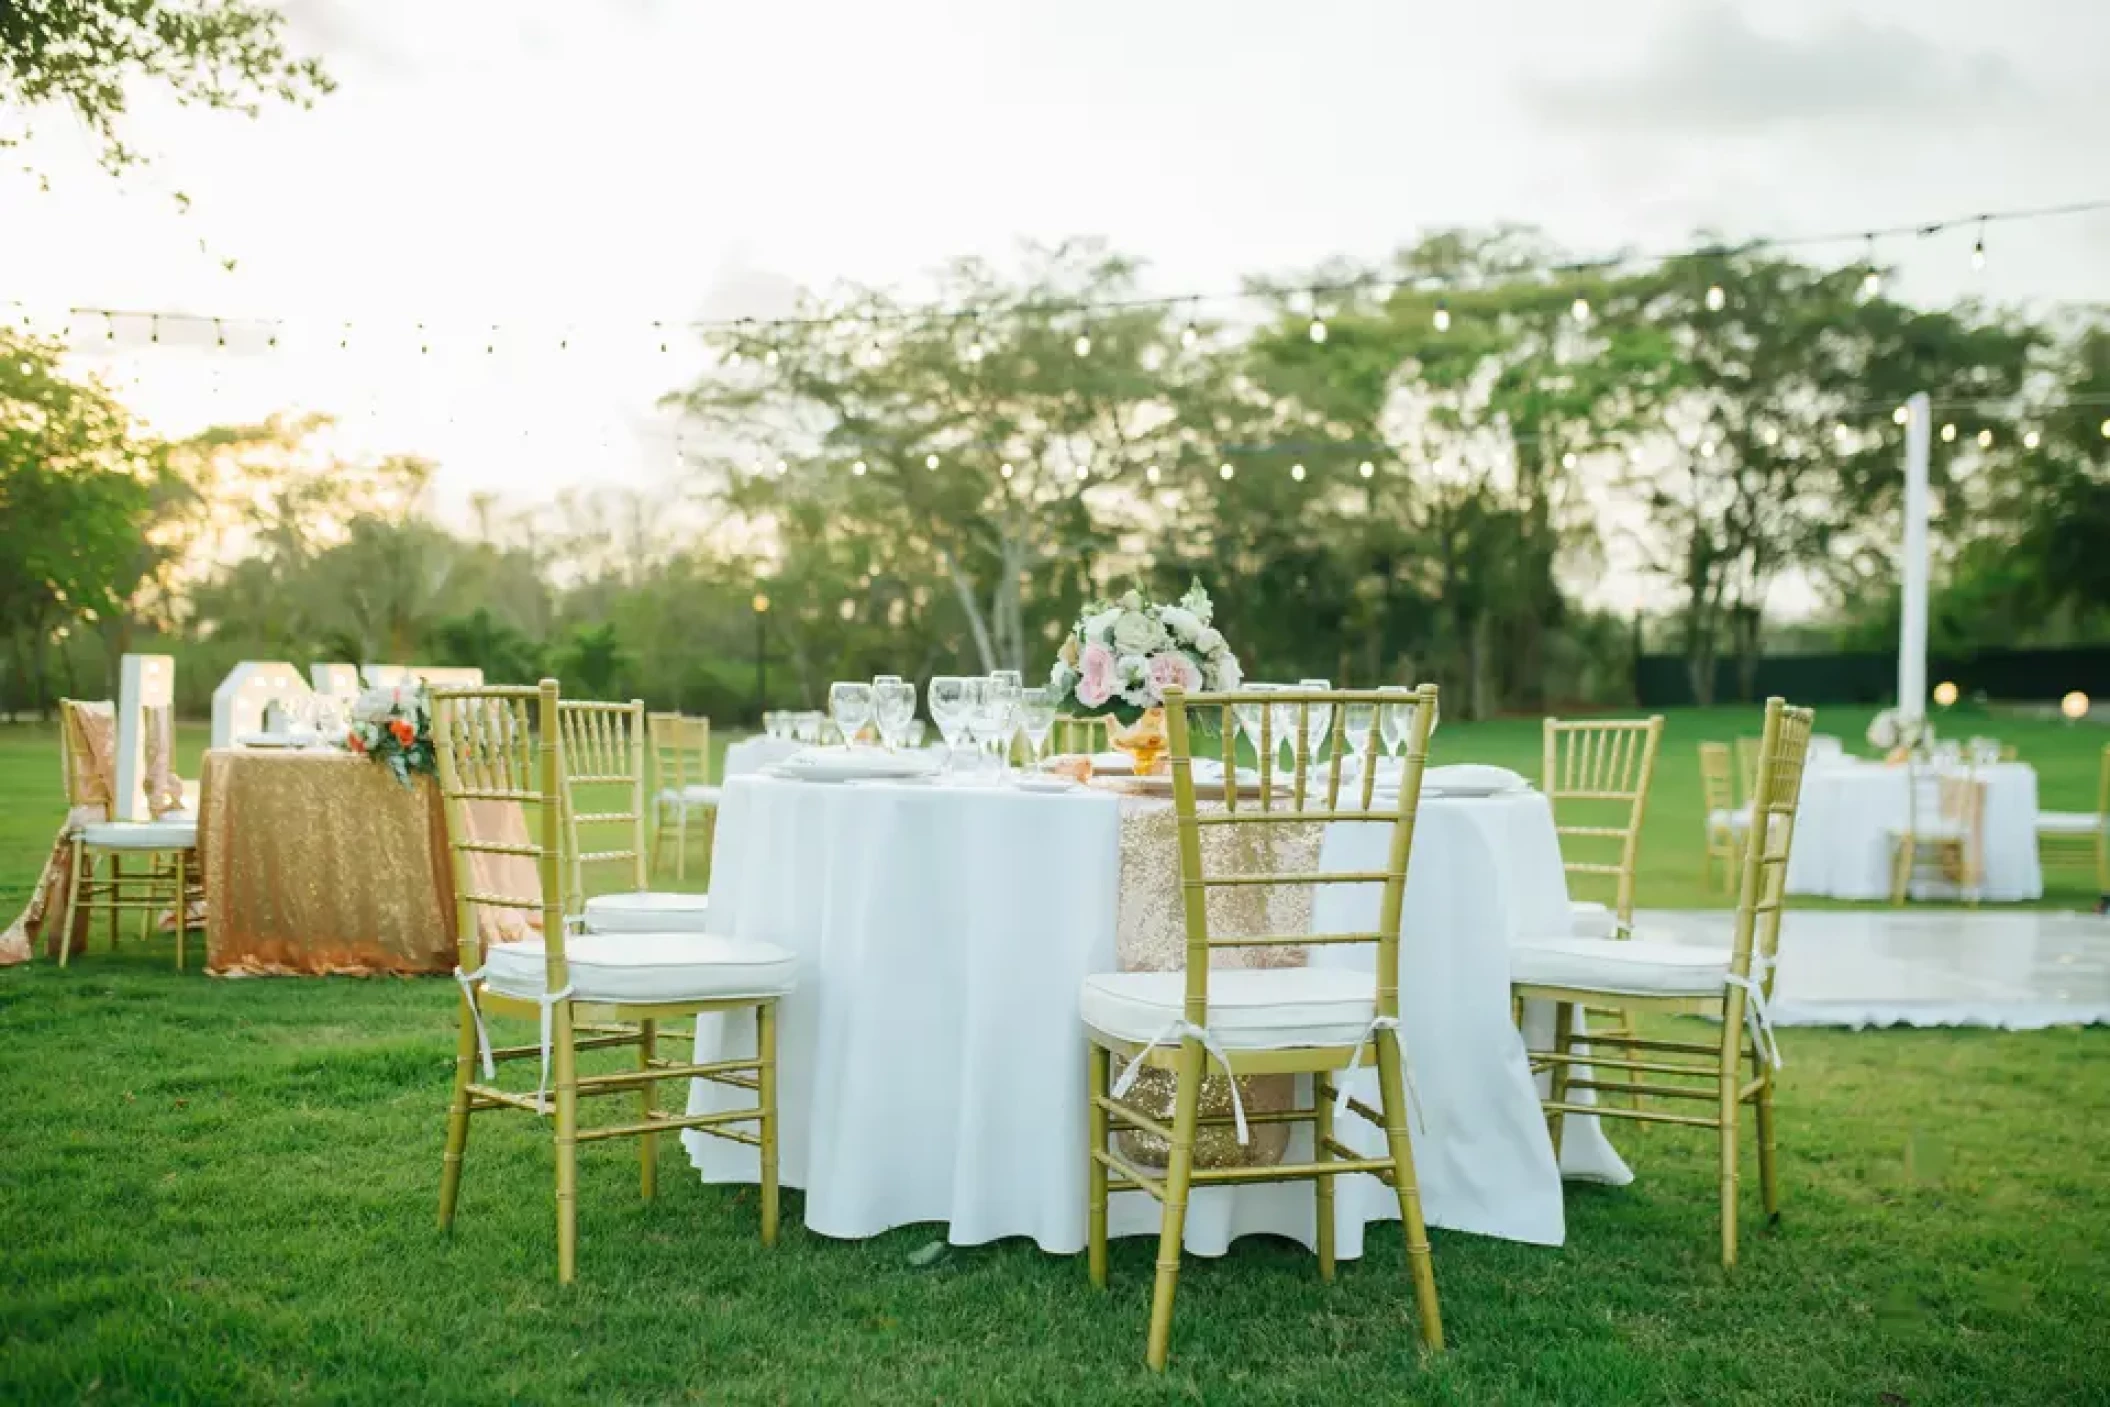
[[1786, 761, 2043, 902], [685, 776, 1625, 1255]]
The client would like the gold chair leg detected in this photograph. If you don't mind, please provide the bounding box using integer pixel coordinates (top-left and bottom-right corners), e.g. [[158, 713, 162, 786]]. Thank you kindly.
[[1144, 1040, 1205, 1372], [757, 1000, 780, 1248], [1314, 1074, 1337, 1284], [673, 806, 687, 884], [1718, 1066, 1741, 1269], [638, 1018, 658, 1201], [1890, 836, 1912, 905], [553, 1003, 580, 1284], [1086, 1043, 1110, 1289], [438, 998, 479, 1230], [58, 839, 86, 969], [173, 851, 187, 973], [1376, 1026, 1444, 1352], [137, 855, 158, 946], [107, 853, 123, 949], [1546, 1004, 1576, 1159], [1754, 1069, 1780, 1227], [649, 802, 668, 882]]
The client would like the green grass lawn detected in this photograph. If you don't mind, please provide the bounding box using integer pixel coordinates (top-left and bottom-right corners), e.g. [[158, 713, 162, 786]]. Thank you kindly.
[[2, 708, 2108, 1404]]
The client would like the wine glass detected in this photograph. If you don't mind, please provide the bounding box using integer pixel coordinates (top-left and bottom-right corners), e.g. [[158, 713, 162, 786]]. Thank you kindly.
[[1258, 684, 1298, 771], [1017, 686, 1057, 767], [829, 682, 873, 747], [972, 675, 1022, 779], [928, 676, 972, 770], [904, 717, 928, 748], [991, 668, 1023, 691], [1377, 685, 1413, 758], [1343, 701, 1377, 771], [1298, 678, 1334, 765], [872, 676, 916, 750]]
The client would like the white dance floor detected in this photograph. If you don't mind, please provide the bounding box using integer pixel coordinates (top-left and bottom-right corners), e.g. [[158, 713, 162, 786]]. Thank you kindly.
[[1639, 909, 2110, 1030]]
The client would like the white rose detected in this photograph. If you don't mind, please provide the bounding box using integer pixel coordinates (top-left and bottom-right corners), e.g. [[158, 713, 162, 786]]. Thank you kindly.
[[1112, 610, 1163, 655], [1194, 626, 1224, 654], [1083, 608, 1120, 643], [1116, 653, 1148, 684], [1214, 653, 1243, 690], [1158, 606, 1201, 642]]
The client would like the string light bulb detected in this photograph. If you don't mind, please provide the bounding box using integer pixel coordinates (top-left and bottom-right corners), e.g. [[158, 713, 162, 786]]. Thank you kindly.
[[1000, 462, 1014, 479], [1145, 465, 1160, 484], [1977, 428, 1993, 448], [2023, 430, 2041, 450], [2100, 418, 2109, 439], [1075, 463, 1090, 481], [1893, 405, 1910, 425], [1861, 236, 1883, 299], [1760, 425, 1780, 447], [1290, 462, 1306, 481], [1358, 460, 1375, 479], [1705, 284, 1726, 312], [1432, 300, 1451, 332], [1561, 451, 1579, 469], [1570, 296, 1591, 323], [1308, 317, 1327, 344], [764, 347, 780, 367], [925, 453, 940, 470], [1073, 331, 1092, 358], [1834, 423, 1852, 445], [1972, 220, 1987, 272], [1180, 322, 1198, 350], [1941, 423, 1958, 443], [1219, 462, 1235, 480], [852, 459, 868, 476], [774, 459, 788, 475]]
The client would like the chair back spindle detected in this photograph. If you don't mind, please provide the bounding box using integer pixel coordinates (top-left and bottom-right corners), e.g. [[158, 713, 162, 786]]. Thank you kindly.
[[1542, 716, 1664, 931], [432, 682, 566, 988]]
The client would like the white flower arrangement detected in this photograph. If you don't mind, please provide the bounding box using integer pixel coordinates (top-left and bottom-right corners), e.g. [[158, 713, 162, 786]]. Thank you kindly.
[[1049, 581, 1242, 723], [1866, 707, 1933, 756]]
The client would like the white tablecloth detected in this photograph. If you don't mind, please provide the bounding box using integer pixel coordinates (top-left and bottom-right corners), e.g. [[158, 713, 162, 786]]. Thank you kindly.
[[685, 776, 1626, 1254], [721, 736, 802, 779], [1786, 761, 2043, 902]]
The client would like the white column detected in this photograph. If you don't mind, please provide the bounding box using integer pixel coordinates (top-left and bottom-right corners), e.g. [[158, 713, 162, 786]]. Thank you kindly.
[[1897, 391, 1932, 721]]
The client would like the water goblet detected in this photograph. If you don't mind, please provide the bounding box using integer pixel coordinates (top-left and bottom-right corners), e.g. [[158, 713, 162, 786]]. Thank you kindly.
[[904, 717, 928, 748], [972, 675, 1021, 779], [1297, 678, 1334, 766], [928, 676, 973, 771], [830, 681, 875, 748], [873, 676, 916, 750], [1018, 686, 1057, 767]]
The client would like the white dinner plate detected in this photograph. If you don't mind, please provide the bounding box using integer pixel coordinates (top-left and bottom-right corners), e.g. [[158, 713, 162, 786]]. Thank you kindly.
[[1014, 776, 1080, 794], [236, 732, 309, 749], [779, 747, 941, 783]]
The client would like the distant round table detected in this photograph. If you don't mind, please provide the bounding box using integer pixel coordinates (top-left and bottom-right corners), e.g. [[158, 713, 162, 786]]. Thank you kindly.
[[683, 774, 1624, 1255], [1786, 759, 2043, 902]]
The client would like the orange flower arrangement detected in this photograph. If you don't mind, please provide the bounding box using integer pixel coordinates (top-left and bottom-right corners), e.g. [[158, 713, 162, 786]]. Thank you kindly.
[[347, 683, 435, 786]]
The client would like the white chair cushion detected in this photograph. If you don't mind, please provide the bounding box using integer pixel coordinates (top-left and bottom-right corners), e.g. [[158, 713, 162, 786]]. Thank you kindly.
[[584, 890, 711, 933], [2035, 811, 2102, 836], [1707, 806, 1752, 833], [1080, 968, 1375, 1049], [1568, 900, 1621, 940], [1511, 934, 1728, 998], [484, 931, 796, 1005], [78, 819, 196, 851], [1886, 819, 1968, 840]]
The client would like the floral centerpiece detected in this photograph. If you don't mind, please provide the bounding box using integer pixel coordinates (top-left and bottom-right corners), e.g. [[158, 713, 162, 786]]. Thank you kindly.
[[1866, 706, 1934, 764], [346, 682, 435, 787], [1048, 581, 1241, 773]]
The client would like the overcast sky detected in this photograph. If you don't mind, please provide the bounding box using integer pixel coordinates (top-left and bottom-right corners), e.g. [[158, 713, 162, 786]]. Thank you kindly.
[[3, 0, 2106, 539]]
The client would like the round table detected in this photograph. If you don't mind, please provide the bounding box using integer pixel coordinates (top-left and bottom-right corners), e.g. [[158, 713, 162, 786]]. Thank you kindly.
[[1786, 760, 2043, 902], [683, 775, 1625, 1254]]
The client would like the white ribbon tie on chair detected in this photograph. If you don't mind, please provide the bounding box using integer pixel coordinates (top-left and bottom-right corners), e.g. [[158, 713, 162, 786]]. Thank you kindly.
[[1112, 1019, 1249, 1146], [451, 965, 577, 1113], [1723, 972, 1784, 1071], [1331, 1015, 1428, 1136]]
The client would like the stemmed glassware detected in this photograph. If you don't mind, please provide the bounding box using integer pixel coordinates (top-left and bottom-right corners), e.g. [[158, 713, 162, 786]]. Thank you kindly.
[[1298, 678, 1334, 766], [971, 674, 1022, 780], [828, 681, 874, 748], [928, 676, 972, 771], [1377, 685, 1412, 760], [872, 675, 916, 750], [1017, 686, 1056, 768], [1261, 684, 1299, 771], [1343, 701, 1377, 768]]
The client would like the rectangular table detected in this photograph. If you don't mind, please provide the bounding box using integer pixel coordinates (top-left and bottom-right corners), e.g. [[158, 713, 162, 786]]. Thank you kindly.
[[197, 749, 533, 976]]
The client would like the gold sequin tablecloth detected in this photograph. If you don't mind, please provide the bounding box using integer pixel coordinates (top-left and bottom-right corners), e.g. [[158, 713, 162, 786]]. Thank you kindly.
[[197, 749, 534, 977], [1112, 795, 1322, 1170]]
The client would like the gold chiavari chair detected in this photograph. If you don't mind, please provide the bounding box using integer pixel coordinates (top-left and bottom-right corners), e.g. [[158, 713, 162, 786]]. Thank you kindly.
[[1051, 713, 1108, 757], [1514, 697, 1814, 1267], [1083, 683, 1444, 1370], [559, 699, 712, 936], [1698, 742, 1747, 893], [1733, 735, 1763, 806], [1541, 716, 1665, 1110], [647, 712, 718, 883], [56, 699, 202, 971], [1887, 764, 1984, 906], [432, 681, 796, 1282], [2034, 743, 2109, 893]]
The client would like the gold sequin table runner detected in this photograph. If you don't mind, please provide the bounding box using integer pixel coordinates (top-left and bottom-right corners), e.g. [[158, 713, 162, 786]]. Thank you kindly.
[[1111, 791, 1322, 1170], [198, 749, 534, 977]]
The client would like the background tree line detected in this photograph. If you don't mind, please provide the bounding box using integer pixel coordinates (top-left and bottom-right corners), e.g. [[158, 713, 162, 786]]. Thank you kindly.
[[4, 235, 2106, 721]]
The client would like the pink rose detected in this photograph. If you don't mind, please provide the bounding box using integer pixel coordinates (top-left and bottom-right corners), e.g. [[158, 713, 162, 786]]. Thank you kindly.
[[1145, 652, 1202, 702], [1076, 642, 1116, 708]]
